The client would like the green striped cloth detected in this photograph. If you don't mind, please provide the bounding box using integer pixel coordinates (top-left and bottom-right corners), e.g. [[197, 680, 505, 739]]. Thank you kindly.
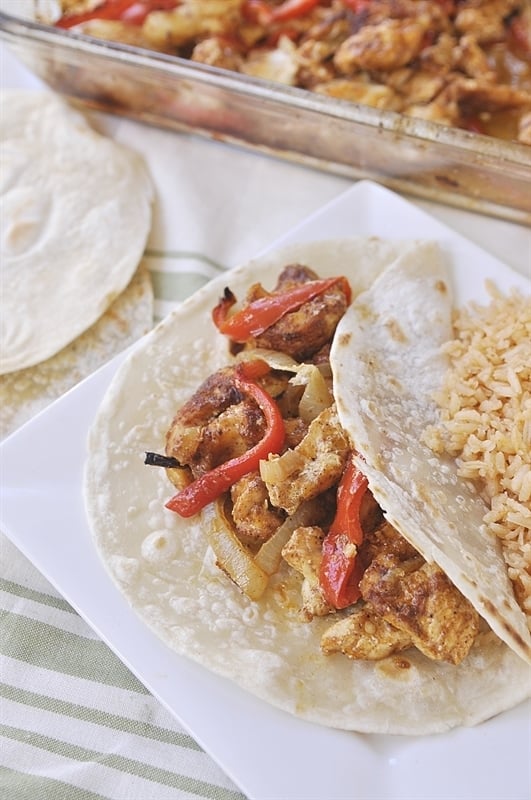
[[0, 536, 245, 800]]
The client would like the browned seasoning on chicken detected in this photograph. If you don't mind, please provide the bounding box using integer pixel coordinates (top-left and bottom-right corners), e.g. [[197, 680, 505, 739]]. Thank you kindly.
[[319, 521, 480, 665], [165, 365, 269, 477], [246, 264, 350, 361], [262, 405, 350, 515], [231, 471, 286, 547], [282, 525, 335, 620], [321, 605, 413, 659]]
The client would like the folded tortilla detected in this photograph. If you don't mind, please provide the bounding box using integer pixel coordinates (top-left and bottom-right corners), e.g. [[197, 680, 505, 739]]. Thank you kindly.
[[0, 89, 153, 374], [84, 238, 531, 735], [0, 262, 153, 440], [330, 243, 531, 665]]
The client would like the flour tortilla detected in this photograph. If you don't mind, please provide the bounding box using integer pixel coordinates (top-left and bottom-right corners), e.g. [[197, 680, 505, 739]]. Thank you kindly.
[[0, 89, 153, 374], [0, 262, 153, 439], [330, 242, 531, 666], [84, 238, 531, 735]]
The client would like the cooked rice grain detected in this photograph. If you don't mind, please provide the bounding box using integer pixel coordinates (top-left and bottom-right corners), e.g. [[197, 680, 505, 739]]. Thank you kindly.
[[424, 282, 531, 625]]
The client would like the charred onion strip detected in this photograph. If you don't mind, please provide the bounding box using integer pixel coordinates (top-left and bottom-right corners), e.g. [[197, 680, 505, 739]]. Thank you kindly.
[[165, 359, 285, 517], [144, 452, 181, 468], [319, 456, 368, 609], [212, 276, 351, 342]]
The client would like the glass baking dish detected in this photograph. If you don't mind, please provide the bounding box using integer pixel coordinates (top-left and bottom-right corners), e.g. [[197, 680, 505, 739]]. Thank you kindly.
[[2, 2, 531, 224]]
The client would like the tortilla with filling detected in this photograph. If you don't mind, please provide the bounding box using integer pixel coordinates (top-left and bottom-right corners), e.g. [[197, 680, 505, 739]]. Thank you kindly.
[[84, 238, 531, 735], [0, 89, 153, 374], [0, 262, 153, 439]]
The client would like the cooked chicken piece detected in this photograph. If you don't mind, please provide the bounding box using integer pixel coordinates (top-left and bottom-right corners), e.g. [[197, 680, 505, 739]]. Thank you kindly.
[[382, 68, 446, 106], [342, 0, 450, 30], [192, 37, 244, 71], [454, 34, 497, 80], [230, 471, 285, 547], [320, 604, 413, 659], [454, 0, 522, 44], [334, 19, 429, 74], [248, 264, 350, 361], [419, 32, 458, 73], [75, 20, 171, 52], [142, 0, 242, 49], [283, 417, 310, 449], [262, 405, 350, 515], [408, 73, 531, 130], [450, 76, 531, 113], [282, 525, 334, 620], [241, 38, 299, 84], [296, 40, 338, 87], [360, 546, 480, 665], [358, 518, 417, 565], [404, 91, 460, 127], [166, 366, 266, 476], [315, 78, 402, 110], [296, 10, 353, 86]]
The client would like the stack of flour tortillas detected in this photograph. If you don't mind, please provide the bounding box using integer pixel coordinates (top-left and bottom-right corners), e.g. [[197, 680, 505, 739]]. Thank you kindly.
[[0, 89, 154, 437]]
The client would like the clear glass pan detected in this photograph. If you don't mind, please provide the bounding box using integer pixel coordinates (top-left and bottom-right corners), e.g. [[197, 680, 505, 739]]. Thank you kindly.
[[1, 3, 531, 224]]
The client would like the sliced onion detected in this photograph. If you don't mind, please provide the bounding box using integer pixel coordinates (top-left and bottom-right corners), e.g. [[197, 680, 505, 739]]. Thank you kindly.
[[259, 448, 304, 485], [290, 364, 332, 423], [254, 498, 322, 576], [235, 348, 300, 373], [201, 498, 269, 600]]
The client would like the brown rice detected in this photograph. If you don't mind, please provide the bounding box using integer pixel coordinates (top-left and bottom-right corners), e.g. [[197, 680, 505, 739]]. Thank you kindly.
[[424, 281, 531, 629]]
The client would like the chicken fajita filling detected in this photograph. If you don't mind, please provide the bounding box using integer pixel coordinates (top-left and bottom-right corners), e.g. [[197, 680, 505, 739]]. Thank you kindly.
[[146, 262, 480, 666]]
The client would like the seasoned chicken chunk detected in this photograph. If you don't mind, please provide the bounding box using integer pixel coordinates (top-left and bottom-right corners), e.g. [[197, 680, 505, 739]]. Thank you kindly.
[[282, 525, 334, 620], [142, 0, 242, 49], [166, 367, 266, 476], [454, 0, 522, 44], [261, 405, 349, 515], [334, 19, 429, 74], [450, 77, 531, 113], [230, 471, 285, 547], [248, 265, 350, 361], [315, 78, 401, 110], [320, 604, 413, 659], [192, 36, 244, 71], [360, 545, 480, 665]]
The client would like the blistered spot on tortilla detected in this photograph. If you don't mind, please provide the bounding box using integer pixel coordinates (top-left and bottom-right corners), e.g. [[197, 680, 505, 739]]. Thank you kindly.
[[482, 596, 531, 658], [376, 654, 413, 680], [337, 332, 352, 348], [388, 376, 403, 391], [435, 280, 448, 295], [385, 318, 408, 344], [355, 303, 378, 323]]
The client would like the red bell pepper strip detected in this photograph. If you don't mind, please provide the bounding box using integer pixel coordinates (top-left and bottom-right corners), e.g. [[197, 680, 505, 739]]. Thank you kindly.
[[243, 0, 319, 25], [270, 0, 321, 22], [212, 276, 351, 343], [55, 0, 178, 28], [165, 360, 285, 517], [341, 0, 372, 13], [319, 457, 368, 608]]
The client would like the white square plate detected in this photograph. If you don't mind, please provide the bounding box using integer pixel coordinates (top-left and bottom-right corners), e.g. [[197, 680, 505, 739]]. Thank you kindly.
[[1, 181, 530, 800]]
